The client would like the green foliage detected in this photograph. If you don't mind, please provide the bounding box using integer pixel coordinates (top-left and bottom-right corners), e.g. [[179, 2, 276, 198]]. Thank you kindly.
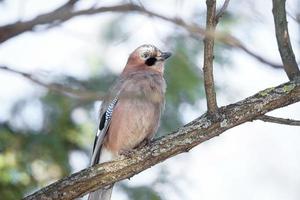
[[0, 93, 92, 199], [118, 167, 169, 200], [165, 35, 204, 106], [121, 185, 163, 200]]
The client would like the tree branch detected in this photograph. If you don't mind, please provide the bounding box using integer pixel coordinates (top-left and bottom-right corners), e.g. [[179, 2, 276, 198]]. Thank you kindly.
[[272, 0, 300, 80], [0, 65, 104, 100], [0, 3, 141, 44], [1, 2, 283, 71], [238, 45, 283, 69], [203, 0, 218, 115], [256, 115, 300, 126], [23, 80, 300, 200], [215, 0, 230, 23]]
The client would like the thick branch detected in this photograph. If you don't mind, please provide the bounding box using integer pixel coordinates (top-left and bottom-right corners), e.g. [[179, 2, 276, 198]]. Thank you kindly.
[[257, 115, 300, 126], [0, 65, 104, 100], [23, 80, 300, 200], [272, 0, 300, 80], [203, 0, 218, 115]]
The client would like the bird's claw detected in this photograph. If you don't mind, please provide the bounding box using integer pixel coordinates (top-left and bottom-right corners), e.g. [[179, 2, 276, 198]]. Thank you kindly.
[[136, 139, 151, 149], [119, 149, 134, 158]]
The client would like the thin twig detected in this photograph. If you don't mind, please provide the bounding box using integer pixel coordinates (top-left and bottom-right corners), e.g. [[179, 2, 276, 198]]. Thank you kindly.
[[272, 0, 300, 80], [239, 45, 283, 69], [215, 0, 230, 23], [203, 0, 218, 115], [287, 12, 300, 23], [257, 115, 300, 126], [66, 0, 80, 6], [0, 65, 104, 100]]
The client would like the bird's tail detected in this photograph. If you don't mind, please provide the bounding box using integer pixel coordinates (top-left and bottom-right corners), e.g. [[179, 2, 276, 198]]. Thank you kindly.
[[88, 147, 115, 200], [87, 185, 114, 200]]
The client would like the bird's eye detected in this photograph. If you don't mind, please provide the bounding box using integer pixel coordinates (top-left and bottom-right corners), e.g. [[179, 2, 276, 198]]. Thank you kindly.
[[141, 51, 150, 59]]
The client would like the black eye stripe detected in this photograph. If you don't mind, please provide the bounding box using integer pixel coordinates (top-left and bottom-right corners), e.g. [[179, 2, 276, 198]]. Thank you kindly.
[[145, 57, 157, 66]]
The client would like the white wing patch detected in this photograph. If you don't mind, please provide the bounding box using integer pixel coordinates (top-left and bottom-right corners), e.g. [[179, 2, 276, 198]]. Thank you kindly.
[[96, 129, 101, 136], [99, 147, 114, 163]]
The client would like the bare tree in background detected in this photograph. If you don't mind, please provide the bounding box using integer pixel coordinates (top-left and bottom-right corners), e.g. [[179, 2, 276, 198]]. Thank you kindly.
[[0, 0, 299, 199]]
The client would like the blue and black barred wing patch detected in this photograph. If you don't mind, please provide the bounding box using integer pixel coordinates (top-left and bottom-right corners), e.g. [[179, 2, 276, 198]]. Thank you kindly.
[[91, 96, 118, 165], [98, 97, 118, 132]]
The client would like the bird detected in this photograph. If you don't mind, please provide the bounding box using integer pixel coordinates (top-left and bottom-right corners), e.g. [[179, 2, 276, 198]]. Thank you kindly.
[[88, 44, 172, 200]]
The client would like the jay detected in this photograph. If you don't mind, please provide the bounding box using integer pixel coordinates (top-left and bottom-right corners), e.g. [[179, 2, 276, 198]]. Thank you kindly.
[[88, 44, 172, 200]]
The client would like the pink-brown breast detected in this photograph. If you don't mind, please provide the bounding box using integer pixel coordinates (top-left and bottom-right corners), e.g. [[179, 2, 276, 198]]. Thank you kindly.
[[103, 71, 166, 154]]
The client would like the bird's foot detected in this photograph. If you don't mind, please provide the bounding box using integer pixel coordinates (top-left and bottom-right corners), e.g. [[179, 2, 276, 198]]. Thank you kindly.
[[136, 138, 151, 149], [119, 149, 134, 158]]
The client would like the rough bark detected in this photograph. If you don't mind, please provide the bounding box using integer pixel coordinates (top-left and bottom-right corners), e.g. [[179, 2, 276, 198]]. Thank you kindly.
[[23, 80, 300, 200]]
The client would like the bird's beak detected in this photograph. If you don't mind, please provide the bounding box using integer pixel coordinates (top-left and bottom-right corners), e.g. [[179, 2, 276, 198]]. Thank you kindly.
[[158, 51, 172, 61]]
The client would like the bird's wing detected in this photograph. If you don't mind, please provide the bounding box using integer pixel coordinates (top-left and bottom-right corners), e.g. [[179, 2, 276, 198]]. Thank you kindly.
[[90, 79, 124, 166]]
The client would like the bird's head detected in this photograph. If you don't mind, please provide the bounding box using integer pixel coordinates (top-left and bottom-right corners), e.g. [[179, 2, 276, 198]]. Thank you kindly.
[[124, 44, 172, 74]]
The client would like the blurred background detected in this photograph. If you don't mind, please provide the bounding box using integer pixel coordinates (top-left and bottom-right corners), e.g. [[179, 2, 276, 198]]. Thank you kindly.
[[0, 0, 300, 199]]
